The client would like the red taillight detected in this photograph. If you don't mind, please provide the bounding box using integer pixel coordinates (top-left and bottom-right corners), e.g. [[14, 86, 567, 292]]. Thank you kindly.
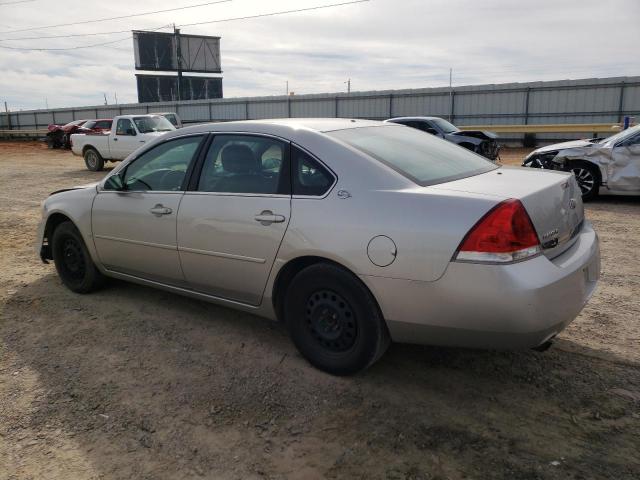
[[455, 199, 541, 263]]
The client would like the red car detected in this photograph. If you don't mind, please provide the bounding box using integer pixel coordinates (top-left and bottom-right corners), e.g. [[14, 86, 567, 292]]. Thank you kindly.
[[46, 119, 112, 149]]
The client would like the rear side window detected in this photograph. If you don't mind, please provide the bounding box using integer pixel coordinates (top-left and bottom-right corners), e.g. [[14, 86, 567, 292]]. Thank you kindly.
[[198, 135, 289, 195], [292, 147, 335, 196], [329, 125, 497, 186], [95, 120, 112, 129]]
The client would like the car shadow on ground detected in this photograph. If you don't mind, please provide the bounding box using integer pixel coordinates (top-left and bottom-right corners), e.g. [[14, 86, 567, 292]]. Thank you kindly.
[[2, 273, 639, 479]]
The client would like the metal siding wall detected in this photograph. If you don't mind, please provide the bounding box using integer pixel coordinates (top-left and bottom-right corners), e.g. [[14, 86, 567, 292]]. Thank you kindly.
[[120, 106, 147, 115], [97, 108, 121, 118], [176, 104, 209, 121], [248, 101, 288, 119], [623, 85, 640, 113], [392, 94, 450, 117], [55, 111, 75, 123], [211, 102, 245, 120], [4, 77, 638, 145], [290, 99, 335, 117], [338, 96, 389, 119]]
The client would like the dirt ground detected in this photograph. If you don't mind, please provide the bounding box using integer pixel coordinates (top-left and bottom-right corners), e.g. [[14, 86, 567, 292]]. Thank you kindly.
[[1, 142, 639, 480]]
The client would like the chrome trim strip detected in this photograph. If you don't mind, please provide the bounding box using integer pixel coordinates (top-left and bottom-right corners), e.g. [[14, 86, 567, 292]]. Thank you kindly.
[[183, 191, 289, 198], [178, 246, 265, 264], [94, 234, 176, 251]]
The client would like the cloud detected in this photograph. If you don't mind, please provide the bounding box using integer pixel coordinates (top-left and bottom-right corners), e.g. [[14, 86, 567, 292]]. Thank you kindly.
[[0, 0, 637, 110]]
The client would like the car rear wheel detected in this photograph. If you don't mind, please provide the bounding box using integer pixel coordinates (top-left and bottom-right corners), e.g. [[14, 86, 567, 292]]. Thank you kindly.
[[52, 221, 105, 293], [284, 263, 390, 375], [84, 147, 104, 171], [569, 161, 600, 201]]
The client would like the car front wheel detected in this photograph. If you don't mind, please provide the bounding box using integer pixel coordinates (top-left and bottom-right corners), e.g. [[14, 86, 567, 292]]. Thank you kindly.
[[284, 263, 390, 375], [51, 221, 105, 293], [569, 161, 600, 201]]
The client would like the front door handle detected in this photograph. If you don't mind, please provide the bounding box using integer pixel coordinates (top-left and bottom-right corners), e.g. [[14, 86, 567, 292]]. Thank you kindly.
[[254, 210, 286, 225], [149, 204, 173, 216], [113, 138, 118, 141], [139, 140, 146, 143]]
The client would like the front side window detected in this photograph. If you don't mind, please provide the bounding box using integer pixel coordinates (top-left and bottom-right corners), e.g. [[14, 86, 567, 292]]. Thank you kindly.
[[329, 125, 497, 187], [117, 135, 203, 191], [116, 119, 135, 136], [198, 135, 288, 194], [134, 116, 175, 133], [292, 147, 334, 196]]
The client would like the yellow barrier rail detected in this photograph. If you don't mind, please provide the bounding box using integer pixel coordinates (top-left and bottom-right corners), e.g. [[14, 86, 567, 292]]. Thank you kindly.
[[461, 123, 628, 134]]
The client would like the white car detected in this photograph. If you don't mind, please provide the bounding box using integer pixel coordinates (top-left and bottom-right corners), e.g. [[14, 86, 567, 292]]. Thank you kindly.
[[523, 125, 640, 200], [71, 114, 175, 171]]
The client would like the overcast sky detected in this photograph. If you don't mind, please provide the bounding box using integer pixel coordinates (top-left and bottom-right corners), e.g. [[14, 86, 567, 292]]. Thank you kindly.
[[0, 0, 637, 111]]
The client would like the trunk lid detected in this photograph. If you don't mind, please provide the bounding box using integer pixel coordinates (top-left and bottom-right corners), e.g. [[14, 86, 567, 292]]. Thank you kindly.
[[431, 166, 584, 259]]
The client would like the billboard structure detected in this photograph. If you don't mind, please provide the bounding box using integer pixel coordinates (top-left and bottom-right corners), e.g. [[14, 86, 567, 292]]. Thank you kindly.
[[132, 29, 223, 102], [136, 75, 223, 103]]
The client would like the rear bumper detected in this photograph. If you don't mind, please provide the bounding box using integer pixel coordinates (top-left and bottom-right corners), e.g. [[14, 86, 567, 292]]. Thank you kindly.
[[361, 220, 600, 349]]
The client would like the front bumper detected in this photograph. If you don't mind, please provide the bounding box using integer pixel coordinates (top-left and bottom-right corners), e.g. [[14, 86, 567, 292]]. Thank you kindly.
[[361, 221, 600, 349]]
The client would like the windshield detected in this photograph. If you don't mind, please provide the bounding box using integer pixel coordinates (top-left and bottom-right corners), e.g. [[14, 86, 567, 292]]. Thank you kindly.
[[329, 125, 497, 186], [599, 125, 640, 145], [430, 118, 458, 134], [133, 116, 175, 133]]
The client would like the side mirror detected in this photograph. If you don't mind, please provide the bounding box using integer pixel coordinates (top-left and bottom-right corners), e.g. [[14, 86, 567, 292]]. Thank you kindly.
[[126, 128, 136, 136], [104, 173, 125, 191]]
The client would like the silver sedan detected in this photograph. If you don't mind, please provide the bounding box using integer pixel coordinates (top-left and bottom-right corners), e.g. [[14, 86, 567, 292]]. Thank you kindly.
[[36, 119, 600, 374]]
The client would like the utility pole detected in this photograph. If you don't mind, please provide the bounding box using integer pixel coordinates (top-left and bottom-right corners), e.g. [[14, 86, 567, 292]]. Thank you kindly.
[[448, 68, 453, 122], [174, 24, 183, 102], [45, 98, 49, 109], [114, 92, 119, 104], [286, 80, 289, 96], [103, 93, 108, 105], [346, 78, 351, 94]]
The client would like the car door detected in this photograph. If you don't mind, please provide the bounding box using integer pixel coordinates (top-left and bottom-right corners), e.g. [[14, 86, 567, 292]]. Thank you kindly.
[[92, 134, 206, 286], [177, 134, 291, 305], [608, 132, 640, 192], [111, 118, 145, 159]]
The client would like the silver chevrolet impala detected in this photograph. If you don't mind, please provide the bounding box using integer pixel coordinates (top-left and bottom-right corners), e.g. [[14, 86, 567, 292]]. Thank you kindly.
[[37, 119, 600, 375]]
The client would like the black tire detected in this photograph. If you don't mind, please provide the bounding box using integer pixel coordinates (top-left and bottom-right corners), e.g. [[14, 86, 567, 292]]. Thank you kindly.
[[284, 263, 390, 375], [51, 221, 105, 293], [568, 160, 600, 201], [84, 147, 104, 172]]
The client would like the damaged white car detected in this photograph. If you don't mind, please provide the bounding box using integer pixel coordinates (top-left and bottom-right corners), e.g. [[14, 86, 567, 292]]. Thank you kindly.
[[522, 125, 640, 200]]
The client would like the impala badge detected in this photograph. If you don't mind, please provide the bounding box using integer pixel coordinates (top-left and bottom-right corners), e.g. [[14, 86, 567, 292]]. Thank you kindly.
[[337, 190, 352, 199], [568, 198, 577, 209], [542, 228, 559, 240]]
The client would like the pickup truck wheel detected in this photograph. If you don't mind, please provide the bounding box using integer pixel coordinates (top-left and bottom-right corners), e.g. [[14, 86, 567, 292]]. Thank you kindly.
[[84, 148, 104, 171], [51, 221, 105, 293], [284, 263, 390, 375]]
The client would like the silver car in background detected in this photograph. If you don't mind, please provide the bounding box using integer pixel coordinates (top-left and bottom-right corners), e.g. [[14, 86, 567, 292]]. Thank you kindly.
[[37, 119, 600, 375]]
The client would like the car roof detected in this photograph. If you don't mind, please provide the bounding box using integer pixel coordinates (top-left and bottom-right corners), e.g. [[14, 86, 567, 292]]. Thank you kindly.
[[385, 116, 443, 122], [179, 118, 392, 136]]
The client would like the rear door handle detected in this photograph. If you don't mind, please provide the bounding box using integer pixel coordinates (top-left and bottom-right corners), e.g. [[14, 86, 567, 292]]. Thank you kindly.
[[254, 210, 286, 225], [149, 204, 173, 216], [113, 138, 118, 141]]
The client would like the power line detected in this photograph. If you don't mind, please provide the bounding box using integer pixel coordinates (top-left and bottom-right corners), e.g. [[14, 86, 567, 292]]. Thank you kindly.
[[0, 0, 371, 49], [0, 24, 171, 51], [179, 0, 370, 28], [0, 0, 37, 5], [0, 0, 232, 34]]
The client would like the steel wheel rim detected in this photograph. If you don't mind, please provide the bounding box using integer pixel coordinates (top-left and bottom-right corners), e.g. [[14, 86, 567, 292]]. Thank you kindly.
[[61, 237, 86, 280], [571, 167, 595, 195], [305, 290, 357, 352], [86, 151, 97, 169]]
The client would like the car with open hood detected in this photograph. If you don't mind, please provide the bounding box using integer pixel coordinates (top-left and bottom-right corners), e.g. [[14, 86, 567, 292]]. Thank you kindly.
[[385, 116, 500, 160]]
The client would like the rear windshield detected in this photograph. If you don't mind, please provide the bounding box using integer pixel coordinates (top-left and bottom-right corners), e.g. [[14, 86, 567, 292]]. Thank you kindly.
[[133, 116, 175, 133], [328, 125, 497, 186]]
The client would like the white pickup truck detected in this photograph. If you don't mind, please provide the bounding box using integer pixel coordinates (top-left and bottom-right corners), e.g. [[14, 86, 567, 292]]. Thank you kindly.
[[71, 114, 176, 171]]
